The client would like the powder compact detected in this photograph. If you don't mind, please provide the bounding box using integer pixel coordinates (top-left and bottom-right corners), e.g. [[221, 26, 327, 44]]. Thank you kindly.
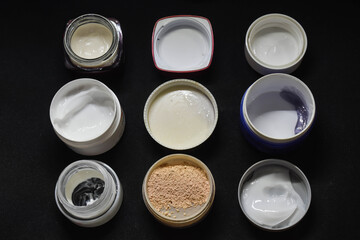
[[142, 154, 215, 227]]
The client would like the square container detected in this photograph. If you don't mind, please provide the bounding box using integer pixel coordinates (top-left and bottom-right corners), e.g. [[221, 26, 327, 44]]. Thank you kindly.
[[152, 15, 214, 73]]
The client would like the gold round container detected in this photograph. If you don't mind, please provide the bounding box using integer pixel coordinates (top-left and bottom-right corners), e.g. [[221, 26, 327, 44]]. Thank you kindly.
[[142, 154, 215, 227]]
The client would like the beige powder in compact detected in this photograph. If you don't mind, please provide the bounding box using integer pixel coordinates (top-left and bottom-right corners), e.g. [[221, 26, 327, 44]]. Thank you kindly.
[[147, 164, 210, 213]]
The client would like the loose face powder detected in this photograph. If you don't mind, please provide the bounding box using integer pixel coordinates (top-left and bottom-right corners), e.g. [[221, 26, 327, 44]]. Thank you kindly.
[[142, 154, 215, 227], [147, 164, 210, 217]]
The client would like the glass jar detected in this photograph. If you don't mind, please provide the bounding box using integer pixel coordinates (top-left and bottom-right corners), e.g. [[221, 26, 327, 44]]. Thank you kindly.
[[55, 160, 123, 227], [63, 13, 123, 72]]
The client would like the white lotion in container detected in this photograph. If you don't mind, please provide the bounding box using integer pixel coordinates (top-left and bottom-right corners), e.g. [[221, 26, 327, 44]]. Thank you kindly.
[[50, 78, 125, 155]]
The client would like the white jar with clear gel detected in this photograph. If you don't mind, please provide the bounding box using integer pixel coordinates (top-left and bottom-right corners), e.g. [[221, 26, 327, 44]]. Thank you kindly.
[[55, 160, 123, 227], [50, 78, 125, 155]]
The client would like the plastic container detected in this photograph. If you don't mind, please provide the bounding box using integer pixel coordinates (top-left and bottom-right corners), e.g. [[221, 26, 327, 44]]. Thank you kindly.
[[50, 78, 125, 155], [245, 13, 307, 74], [152, 15, 214, 73], [55, 160, 123, 227], [238, 159, 311, 231], [144, 79, 218, 150], [64, 13, 123, 72], [142, 154, 215, 227], [240, 73, 315, 153]]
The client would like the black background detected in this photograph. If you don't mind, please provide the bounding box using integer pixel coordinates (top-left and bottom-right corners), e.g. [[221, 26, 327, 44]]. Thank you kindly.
[[1, 0, 359, 239]]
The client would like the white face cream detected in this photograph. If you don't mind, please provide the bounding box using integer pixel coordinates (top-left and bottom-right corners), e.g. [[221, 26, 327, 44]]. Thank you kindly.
[[71, 23, 113, 59], [241, 166, 306, 229], [146, 83, 216, 150], [51, 80, 116, 142], [251, 27, 299, 66]]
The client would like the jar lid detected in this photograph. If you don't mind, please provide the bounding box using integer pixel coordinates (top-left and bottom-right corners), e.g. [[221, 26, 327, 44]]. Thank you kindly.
[[152, 15, 214, 73]]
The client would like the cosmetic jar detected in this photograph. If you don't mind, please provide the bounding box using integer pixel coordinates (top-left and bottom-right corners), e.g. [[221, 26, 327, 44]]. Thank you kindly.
[[238, 159, 311, 231], [245, 13, 307, 74], [152, 15, 214, 73], [64, 13, 123, 72], [240, 73, 315, 153], [142, 154, 215, 227], [144, 79, 218, 150], [50, 78, 125, 155], [55, 160, 123, 227]]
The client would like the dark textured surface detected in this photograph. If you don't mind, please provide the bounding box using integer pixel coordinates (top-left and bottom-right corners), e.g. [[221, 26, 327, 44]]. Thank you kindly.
[[1, 1, 359, 239]]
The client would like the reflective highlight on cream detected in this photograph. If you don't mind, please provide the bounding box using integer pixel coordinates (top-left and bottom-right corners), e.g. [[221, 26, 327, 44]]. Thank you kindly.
[[71, 23, 113, 59], [148, 86, 215, 149], [241, 166, 306, 228]]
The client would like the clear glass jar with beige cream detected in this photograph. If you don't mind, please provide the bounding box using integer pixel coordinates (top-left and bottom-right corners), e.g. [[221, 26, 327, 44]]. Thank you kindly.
[[63, 13, 123, 72]]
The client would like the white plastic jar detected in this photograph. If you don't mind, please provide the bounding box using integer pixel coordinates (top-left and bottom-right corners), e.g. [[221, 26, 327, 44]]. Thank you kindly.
[[50, 78, 125, 155], [55, 160, 123, 227]]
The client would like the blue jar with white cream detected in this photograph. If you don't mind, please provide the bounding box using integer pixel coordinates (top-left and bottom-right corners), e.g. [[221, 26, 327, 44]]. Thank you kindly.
[[240, 73, 316, 153]]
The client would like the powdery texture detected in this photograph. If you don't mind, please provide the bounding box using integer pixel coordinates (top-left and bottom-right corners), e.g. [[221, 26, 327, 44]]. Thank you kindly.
[[147, 164, 210, 212]]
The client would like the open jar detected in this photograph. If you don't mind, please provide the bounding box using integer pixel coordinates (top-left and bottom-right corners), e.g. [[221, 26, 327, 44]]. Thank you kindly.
[[49, 78, 125, 156], [63, 13, 123, 72], [55, 160, 123, 227]]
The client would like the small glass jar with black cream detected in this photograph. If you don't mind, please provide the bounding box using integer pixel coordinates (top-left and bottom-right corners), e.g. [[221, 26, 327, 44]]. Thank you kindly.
[[64, 13, 123, 72], [55, 160, 123, 227]]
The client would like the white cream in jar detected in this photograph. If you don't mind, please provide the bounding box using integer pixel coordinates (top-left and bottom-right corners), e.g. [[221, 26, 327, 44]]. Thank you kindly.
[[144, 79, 218, 150], [71, 23, 113, 59], [50, 78, 125, 155], [241, 165, 306, 229]]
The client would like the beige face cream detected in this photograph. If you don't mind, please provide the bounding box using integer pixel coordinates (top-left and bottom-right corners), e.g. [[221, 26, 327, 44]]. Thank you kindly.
[[63, 13, 123, 71], [144, 79, 218, 150], [70, 23, 113, 59]]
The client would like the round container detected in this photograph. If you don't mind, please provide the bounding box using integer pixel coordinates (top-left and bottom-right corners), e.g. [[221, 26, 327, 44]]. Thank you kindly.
[[238, 159, 311, 231], [142, 154, 215, 227], [245, 13, 307, 75], [144, 79, 218, 150], [64, 13, 123, 72], [240, 73, 315, 153], [55, 160, 123, 227], [50, 78, 125, 155], [152, 15, 214, 73]]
